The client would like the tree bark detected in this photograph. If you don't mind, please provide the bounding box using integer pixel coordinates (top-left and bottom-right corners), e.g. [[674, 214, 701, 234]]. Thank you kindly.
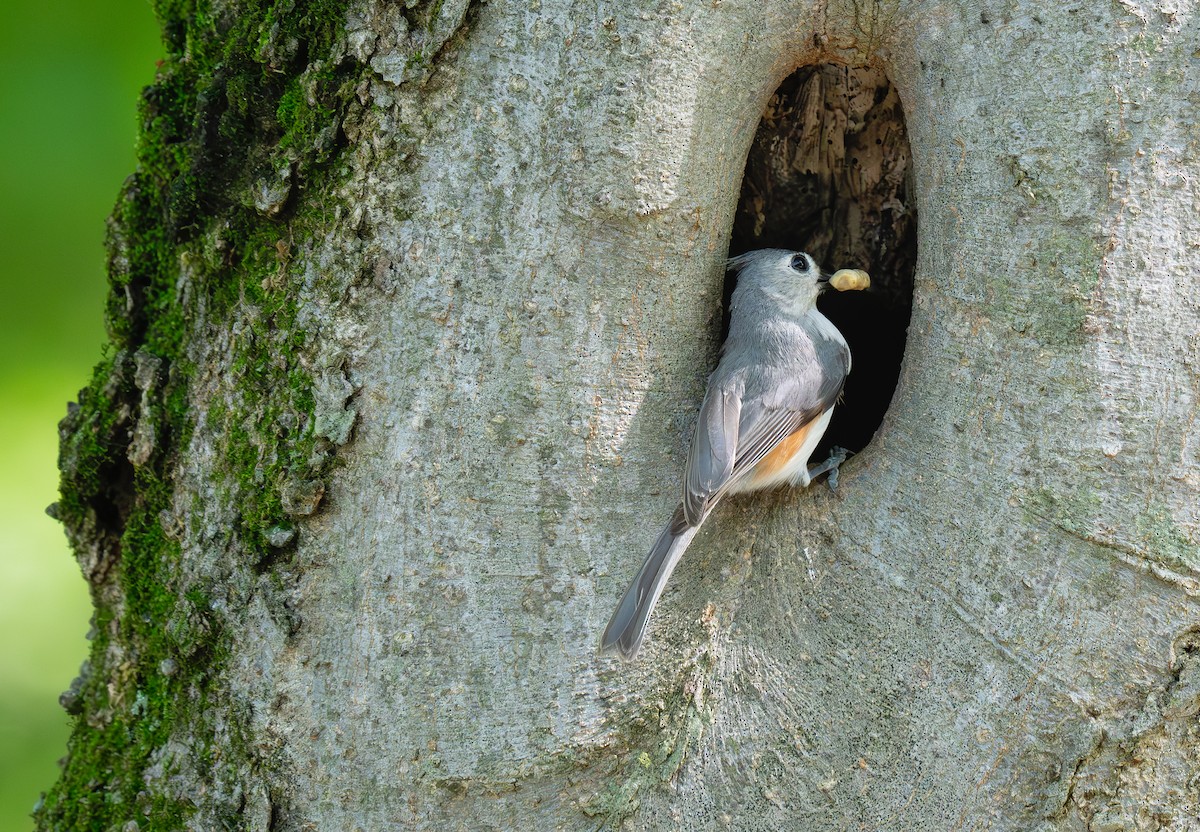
[[41, 1, 1200, 830]]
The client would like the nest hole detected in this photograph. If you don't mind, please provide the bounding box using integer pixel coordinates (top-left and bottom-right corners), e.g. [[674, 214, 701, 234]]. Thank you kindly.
[[728, 64, 916, 456]]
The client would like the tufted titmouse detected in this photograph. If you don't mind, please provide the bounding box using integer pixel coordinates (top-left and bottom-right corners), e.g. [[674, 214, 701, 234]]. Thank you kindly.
[[600, 249, 869, 659]]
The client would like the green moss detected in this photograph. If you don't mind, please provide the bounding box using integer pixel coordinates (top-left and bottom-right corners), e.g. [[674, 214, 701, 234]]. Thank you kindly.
[[39, 0, 363, 828], [582, 667, 712, 825], [1134, 502, 1199, 572], [1028, 230, 1103, 346], [1025, 487, 1197, 573], [992, 226, 1103, 348], [1025, 486, 1102, 536]]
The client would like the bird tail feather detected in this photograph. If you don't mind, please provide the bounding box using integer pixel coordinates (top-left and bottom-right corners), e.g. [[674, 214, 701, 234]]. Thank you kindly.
[[600, 506, 700, 660]]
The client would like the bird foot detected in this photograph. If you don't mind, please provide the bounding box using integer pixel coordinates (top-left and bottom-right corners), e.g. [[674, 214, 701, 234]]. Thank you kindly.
[[807, 446, 850, 491]]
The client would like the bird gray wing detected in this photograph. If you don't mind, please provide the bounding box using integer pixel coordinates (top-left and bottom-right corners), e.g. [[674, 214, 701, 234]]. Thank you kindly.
[[683, 386, 740, 525], [681, 338, 847, 524], [730, 365, 842, 473]]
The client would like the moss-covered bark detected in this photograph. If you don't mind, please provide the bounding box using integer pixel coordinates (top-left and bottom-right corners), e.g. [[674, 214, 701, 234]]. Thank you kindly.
[[40, 1, 366, 827]]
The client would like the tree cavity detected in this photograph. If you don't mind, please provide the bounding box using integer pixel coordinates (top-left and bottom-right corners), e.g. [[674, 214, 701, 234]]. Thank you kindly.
[[729, 64, 916, 456]]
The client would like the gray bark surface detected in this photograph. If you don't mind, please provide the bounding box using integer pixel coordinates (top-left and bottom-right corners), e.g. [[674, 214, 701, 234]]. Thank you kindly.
[[250, 1, 1200, 828], [53, 0, 1200, 829]]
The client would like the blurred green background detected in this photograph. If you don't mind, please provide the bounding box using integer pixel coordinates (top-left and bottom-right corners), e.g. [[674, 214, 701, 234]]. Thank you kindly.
[[0, 1, 161, 828]]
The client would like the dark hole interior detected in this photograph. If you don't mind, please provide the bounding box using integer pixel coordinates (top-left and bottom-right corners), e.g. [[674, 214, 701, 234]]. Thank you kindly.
[[728, 64, 916, 457]]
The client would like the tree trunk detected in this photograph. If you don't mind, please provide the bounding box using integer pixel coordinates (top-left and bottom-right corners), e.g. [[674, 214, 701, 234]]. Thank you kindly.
[[40, 1, 1200, 830]]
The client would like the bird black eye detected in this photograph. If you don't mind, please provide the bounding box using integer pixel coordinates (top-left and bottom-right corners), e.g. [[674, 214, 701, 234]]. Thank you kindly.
[[789, 254, 810, 272]]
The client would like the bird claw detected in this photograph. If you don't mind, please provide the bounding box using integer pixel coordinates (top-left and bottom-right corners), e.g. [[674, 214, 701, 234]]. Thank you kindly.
[[808, 446, 850, 491]]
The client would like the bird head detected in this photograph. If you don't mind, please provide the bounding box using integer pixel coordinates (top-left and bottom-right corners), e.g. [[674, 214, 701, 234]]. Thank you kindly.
[[727, 249, 870, 316]]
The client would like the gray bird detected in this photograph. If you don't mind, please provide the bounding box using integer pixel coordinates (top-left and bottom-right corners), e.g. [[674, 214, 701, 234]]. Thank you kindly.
[[600, 249, 864, 659]]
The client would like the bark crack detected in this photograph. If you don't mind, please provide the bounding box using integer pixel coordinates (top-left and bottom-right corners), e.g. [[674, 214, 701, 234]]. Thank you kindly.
[[1024, 501, 1200, 598], [1060, 628, 1200, 831]]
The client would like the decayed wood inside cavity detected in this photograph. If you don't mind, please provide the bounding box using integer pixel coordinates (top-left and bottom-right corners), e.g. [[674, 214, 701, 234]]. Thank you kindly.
[[732, 64, 915, 307]]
